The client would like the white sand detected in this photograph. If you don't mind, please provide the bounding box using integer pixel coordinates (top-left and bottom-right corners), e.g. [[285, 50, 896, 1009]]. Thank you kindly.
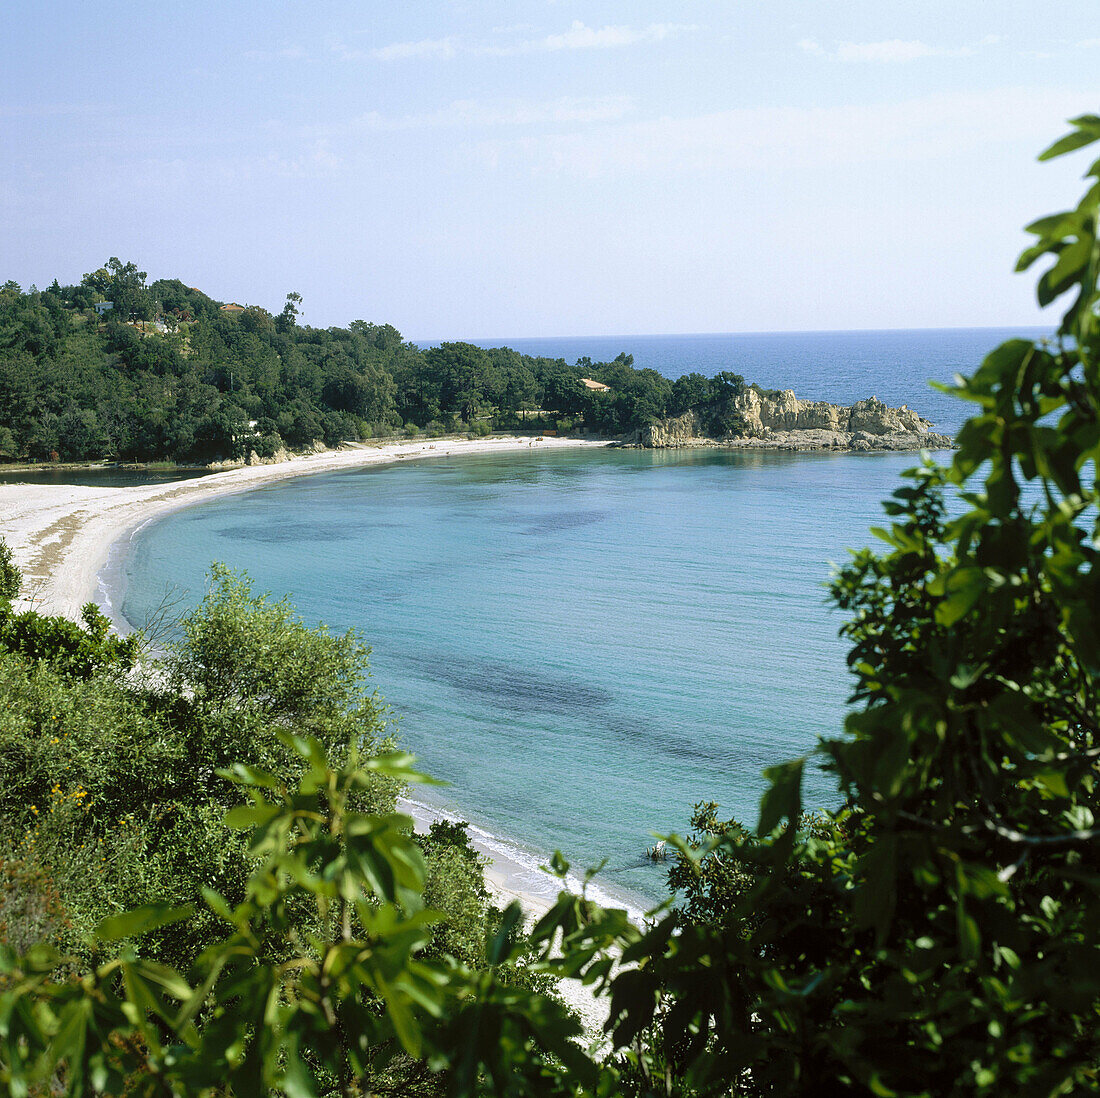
[[0, 434, 622, 1034]]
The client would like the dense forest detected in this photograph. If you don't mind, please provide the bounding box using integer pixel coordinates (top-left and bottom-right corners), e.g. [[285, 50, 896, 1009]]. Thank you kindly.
[[0, 261, 748, 464]]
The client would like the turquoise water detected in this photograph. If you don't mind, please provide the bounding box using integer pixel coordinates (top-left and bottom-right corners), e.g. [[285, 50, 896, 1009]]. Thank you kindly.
[[118, 445, 927, 906], [117, 327, 1039, 907]]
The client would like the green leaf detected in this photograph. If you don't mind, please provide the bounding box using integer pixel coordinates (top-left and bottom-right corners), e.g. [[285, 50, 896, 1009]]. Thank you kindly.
[[218, 763, 282, 789], [933, 567, 987, 628], [957, 908, 981, 960], [758, 757, 804, 835], [487, 902, 522, 966], [97, 902, 194, 943], [223, 803, 280, 830], [1038, 117, 1100, 161], [1037, 239, 1092, 307]]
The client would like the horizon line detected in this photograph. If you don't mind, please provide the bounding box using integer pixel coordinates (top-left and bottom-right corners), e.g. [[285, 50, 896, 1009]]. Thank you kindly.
[[409, 322, 1050, 346]]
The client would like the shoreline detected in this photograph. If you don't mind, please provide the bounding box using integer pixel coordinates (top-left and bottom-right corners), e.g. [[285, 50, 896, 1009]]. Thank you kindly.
[[0, 433, 645, 1036], [0, 433, 628, 1033]]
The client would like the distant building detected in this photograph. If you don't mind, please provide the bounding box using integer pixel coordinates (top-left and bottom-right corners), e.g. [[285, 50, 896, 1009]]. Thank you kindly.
[[220, 302, 246, 313], [94, 301, 113, 316], [580, 377, 611, 392]]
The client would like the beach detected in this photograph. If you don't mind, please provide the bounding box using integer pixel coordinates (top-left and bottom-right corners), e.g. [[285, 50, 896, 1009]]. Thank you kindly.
[[0, 434, 621, 1032]]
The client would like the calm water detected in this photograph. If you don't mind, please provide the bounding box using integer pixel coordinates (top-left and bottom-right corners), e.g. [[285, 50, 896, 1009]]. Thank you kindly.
[[0, 467, 215, 487], [117, 328, 1040, 908]]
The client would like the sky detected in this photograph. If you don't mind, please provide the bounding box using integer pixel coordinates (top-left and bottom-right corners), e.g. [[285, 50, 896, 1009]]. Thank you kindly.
[[2, 2, 1097, 338]]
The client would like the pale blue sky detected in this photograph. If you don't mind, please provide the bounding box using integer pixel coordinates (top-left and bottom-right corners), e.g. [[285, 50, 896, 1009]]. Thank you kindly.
[[2, 2, 1096, 337]]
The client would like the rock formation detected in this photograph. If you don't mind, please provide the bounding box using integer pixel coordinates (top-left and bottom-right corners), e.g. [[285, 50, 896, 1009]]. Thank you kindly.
[[634, 389, 953, 452]]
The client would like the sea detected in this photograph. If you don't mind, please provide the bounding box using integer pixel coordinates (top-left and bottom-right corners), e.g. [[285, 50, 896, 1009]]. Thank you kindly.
[[112, 328, 1045, 914]]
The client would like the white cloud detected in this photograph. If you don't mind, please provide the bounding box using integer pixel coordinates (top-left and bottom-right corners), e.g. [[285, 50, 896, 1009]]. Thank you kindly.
[[472, 87, 1081, 178], [363, 96, 634, 130], [799, 37, 975, 63], [368, 21, 696, 62], [371, 36, 458, 61], [538, 21, 695, 52], [836, 39, 972, 62]]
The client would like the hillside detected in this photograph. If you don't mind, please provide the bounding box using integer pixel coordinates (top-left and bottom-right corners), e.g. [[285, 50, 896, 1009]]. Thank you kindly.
[[0, 265, 954, 466]]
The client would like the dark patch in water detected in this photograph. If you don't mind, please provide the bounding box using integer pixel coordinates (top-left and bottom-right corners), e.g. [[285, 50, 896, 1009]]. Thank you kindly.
[[400, 652, 613, 717], [517, 509, 607, 536], [214, 521, 359, 544]]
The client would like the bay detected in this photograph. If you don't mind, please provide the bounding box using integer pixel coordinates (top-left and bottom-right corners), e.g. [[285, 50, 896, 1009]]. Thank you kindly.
[[118, 327, 1038, 907]]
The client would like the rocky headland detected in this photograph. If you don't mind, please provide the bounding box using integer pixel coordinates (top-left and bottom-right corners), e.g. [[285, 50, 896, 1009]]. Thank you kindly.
[[630, 389, 954, 452]]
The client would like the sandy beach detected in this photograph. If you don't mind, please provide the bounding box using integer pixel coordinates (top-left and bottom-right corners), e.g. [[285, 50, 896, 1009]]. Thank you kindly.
[[0, 434, 622, 1032]]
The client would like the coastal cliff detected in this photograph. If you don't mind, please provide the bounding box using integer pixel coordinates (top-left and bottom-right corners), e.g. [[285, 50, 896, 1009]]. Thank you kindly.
[[634, 389, 954, 451]]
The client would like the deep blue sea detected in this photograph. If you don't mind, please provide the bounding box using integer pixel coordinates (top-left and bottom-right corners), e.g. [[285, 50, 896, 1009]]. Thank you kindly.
[[116, 328, 1045, 910]]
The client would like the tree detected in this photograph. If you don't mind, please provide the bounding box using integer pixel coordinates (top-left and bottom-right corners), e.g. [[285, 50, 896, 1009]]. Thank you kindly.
[[277, 290, 303, 333], [82, 258, 151, 322]]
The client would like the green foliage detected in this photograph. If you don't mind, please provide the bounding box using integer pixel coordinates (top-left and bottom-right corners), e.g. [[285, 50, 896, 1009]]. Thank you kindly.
[[0, 739, 597, 1097], [0, 568, 402, 972], [0, 602, 137, 679], [0, 537, 20, 601], [0, 265, 764, 463]]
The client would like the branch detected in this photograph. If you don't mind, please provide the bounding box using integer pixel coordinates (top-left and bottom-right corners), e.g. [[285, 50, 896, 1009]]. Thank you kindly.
[[893, 807, 1100, 849]]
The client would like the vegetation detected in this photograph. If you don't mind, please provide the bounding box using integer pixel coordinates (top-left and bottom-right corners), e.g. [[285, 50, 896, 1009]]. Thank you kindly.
[[0, 272, 752, 465], [2, 114, 1100, 1095]]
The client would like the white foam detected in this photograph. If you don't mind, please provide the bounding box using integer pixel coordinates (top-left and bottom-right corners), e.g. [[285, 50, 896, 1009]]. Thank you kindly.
[[400, 794, 652, 926]]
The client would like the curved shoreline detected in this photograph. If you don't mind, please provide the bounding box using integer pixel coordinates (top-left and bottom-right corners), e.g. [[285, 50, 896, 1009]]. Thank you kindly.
[[0, 435, 633, 1034], [0, 435, 627, 1032]]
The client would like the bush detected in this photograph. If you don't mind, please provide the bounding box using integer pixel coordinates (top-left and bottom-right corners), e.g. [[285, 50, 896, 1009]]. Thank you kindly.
[[0, 602, 137, 679], [0, 539, 19, 601]]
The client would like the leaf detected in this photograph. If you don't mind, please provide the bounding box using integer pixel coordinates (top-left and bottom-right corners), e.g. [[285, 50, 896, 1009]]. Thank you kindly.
[[223, 804, 280, 830], [547, 850, 570, 878], [218, 763, 282, 790], [1037, 239, 1092, 307], [486, 902, 522, 966], [281, 1035, 320, 1098], [45, 1000, 92, 1091], [933, 567, 987, 628], [853, 834, 897, 942], [1039, 116, 1100, 161], [758, 757, 804, 836], [957, 908, 981, 961], [96, 902, 194, 943]]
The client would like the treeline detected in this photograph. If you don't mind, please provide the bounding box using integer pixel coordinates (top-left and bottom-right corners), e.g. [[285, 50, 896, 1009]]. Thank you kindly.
[[0, 261, 747, 464]]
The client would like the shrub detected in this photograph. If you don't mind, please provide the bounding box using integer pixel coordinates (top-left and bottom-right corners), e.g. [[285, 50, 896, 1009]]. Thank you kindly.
[[0, 539, 19, 601]]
